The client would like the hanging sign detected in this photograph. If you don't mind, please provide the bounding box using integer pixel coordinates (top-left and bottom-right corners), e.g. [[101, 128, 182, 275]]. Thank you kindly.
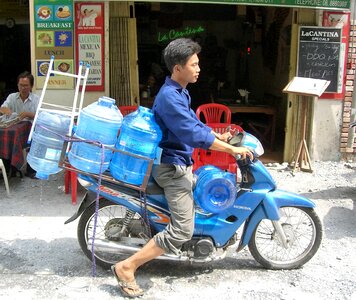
[[74, 2, 105, 91], [142, 0, 350, 10]]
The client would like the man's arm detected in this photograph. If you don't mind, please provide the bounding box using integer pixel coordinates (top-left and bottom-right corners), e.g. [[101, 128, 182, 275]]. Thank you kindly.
[[0, 107, 12, 116], [209, 138, 253, 160], [0, 94, 15, 116], [18, 111, 35, 120]]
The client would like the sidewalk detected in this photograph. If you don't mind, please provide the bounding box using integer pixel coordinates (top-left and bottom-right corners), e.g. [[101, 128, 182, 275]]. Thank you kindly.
[[0, 174, 111, 299]]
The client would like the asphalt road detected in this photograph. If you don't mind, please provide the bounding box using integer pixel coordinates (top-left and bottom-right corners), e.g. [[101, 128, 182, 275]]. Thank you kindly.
[[0, 162, 355, 300]]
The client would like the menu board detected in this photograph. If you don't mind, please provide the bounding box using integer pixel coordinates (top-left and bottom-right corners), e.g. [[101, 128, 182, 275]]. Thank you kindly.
[[74, 2, 105, 91], [34, 0, 74, 89], [297, 26, 342, 93]]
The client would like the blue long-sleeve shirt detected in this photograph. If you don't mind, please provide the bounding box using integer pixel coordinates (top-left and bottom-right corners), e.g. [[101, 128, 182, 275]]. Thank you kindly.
[[152, 76, 215, 166]]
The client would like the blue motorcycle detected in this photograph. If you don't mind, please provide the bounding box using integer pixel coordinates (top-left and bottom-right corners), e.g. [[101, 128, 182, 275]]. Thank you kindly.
[[65, 131, 322, 270]]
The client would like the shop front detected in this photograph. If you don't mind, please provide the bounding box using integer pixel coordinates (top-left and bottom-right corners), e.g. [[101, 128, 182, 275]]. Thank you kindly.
[[28, 0, 353, 163], [135, 2, 293, 162]]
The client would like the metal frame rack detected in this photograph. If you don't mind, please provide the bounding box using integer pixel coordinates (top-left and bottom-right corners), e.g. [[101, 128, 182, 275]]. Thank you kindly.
[[28, 56, 90, 142], [58, 139, 154, 193]]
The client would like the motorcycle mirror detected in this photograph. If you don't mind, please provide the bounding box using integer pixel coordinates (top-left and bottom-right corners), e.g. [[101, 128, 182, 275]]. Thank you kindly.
[[228, 131, 244, 147]]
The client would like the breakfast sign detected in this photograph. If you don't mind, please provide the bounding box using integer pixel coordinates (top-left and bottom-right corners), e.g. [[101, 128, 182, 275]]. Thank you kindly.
[[34, 0, 74, 89]]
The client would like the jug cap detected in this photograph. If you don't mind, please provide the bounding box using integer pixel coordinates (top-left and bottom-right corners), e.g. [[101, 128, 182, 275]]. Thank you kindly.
[[82, 96, 123, 123], [98, 96, 116, 107]]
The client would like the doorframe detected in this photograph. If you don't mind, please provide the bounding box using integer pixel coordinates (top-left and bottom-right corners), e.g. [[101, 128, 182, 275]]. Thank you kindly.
[[283, 8, 316, 162]]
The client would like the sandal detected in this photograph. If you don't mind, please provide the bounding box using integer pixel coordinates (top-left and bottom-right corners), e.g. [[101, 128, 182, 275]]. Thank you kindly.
[[111, 265, 144, 298]]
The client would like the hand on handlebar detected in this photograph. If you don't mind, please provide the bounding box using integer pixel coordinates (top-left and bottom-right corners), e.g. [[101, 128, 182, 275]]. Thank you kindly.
[[233, 146, 254, 161]]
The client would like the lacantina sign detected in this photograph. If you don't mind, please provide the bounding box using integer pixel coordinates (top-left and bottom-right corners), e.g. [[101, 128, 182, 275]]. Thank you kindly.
[[158, 25, 205, 43], [300, 28, 340, 42]]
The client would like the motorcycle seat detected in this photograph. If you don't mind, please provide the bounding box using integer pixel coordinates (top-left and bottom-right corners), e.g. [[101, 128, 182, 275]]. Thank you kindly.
[[146, 174, 197, 195], [98, 175, 164, 197], [146, 176, 164, 195]]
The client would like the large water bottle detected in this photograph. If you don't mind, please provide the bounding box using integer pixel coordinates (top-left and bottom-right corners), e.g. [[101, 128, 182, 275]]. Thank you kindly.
[[193, 165, 237, 213], [68, 96, 123, 174], [27, 111, 71, 180], [110, 106, 162, 185]]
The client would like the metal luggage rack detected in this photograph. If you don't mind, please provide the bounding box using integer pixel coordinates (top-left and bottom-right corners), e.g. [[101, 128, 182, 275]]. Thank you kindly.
[[58, 138, 154, 193], [29, 56, 90, 144]]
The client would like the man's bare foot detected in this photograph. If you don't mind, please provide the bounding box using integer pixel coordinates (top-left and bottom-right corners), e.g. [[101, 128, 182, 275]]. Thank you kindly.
[[111, 263, 144, 298], [114, 261, 134, 282]]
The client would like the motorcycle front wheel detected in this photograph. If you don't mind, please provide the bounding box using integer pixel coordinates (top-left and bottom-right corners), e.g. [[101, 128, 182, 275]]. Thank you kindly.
[[77, 198, 150, 270], [248, 206, 322, 270]]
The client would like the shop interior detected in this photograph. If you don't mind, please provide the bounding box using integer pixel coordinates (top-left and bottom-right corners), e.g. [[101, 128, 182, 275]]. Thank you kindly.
[[135, 3, 293, 162], [0, 23, 31, 103]]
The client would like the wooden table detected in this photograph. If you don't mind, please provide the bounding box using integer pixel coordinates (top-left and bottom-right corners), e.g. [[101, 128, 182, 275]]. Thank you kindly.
[[227, 104, 276, 147], [0, 121, 32, 170]]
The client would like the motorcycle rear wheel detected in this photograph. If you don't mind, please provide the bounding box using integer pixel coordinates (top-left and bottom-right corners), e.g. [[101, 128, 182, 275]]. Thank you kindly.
[[77, 198, 150, 270], [248, 206, 322, 270]]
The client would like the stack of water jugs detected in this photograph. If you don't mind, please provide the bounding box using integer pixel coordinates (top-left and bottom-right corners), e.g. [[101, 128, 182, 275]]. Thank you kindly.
[[28, 96, 163, 186], [28, 96, 237, 213]]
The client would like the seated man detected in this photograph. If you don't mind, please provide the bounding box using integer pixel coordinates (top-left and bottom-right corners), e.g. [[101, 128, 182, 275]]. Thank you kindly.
[[0, 71, 40, 178], [0, 71, 40, 121]]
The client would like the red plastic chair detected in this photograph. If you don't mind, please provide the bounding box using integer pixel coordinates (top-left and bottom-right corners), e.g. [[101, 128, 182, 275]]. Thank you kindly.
[[192, 148, 203, 172], [196, 103, 232, 124], [119, 105, 138, 116], [199, 123, 243, 172], [64, 168, 78, 205]]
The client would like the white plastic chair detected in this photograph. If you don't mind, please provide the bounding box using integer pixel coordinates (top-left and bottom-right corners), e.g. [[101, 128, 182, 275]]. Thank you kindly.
[[0, 159, 10, 196]]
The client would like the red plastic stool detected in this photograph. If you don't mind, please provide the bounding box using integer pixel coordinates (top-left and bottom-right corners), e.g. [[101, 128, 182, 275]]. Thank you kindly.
[[64, 169, 78, 205]]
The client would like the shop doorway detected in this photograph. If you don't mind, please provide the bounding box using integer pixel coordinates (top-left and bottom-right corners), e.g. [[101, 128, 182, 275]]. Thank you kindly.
[[0, 23, 30, 103], [0, 0, 31, 104], [135, 3, 292, 162]]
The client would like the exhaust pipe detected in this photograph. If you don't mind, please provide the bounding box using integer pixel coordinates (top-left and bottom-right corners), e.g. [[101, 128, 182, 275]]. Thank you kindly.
[[87, 239, 189, 262]]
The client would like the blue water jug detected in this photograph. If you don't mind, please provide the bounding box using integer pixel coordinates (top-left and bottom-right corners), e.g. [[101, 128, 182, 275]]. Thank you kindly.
[[193, 165, 237, 213], [27, 111, 71, 180], [110, 106, 162, 185], [68, 96, 123, 174]]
